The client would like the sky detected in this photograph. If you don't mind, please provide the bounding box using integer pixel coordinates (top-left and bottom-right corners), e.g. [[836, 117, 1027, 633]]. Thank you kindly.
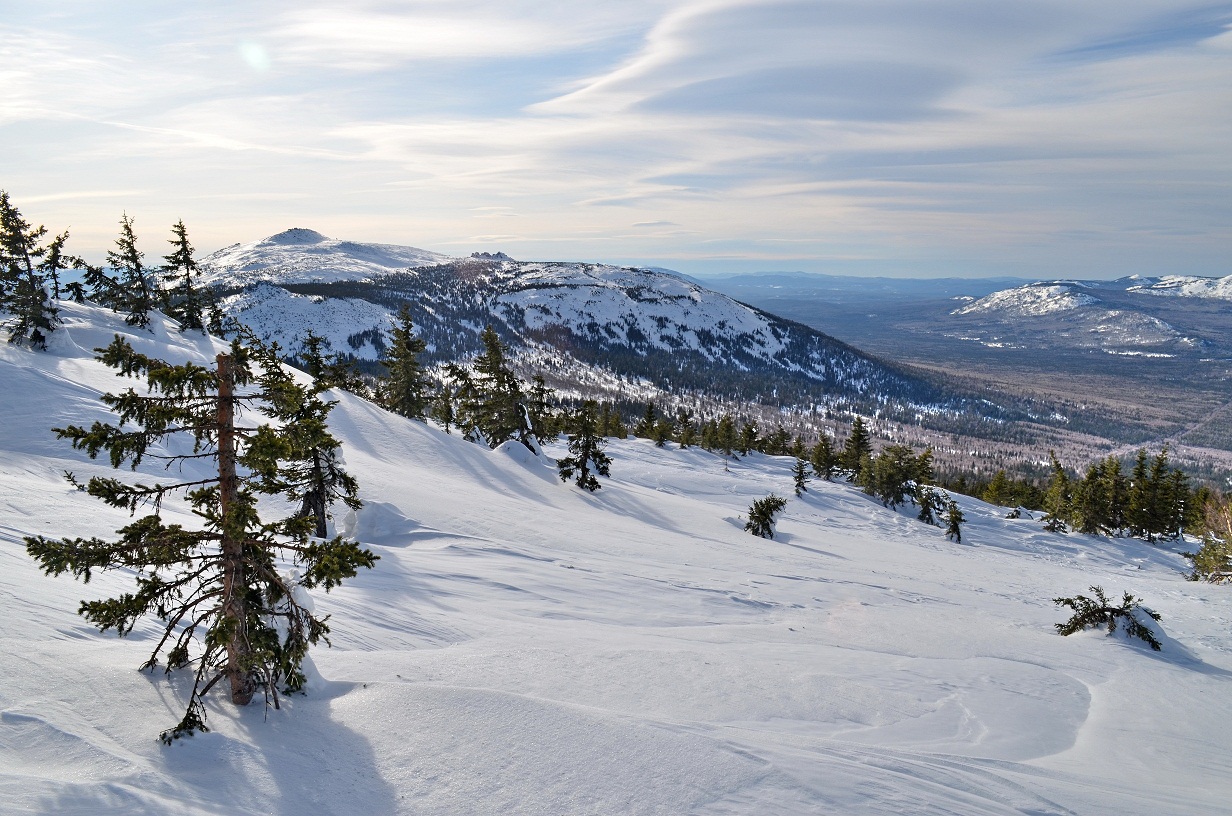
[[2, 1, 1230, 279]]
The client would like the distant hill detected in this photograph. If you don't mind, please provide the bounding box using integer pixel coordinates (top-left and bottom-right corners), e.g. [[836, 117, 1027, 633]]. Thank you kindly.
[[203, 231, 1011, 430]]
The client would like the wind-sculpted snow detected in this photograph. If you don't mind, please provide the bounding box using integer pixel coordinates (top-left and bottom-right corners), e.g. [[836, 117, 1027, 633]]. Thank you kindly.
[[1, 302, 1230, 815]]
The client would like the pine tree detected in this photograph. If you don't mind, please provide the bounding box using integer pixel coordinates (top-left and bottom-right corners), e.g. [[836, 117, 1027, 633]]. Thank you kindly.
[[1041, 451, 1070, 533], [557, 401, 611, 491], [745, 494, 788, 539], [737, 421, 759, 456], [1187, 493, 1232, 582], [840, 417, 872, 479], [651, 418, 673, 447], [633, 402, 657, 438], [865, 444, 918, 508], [915, 447, 935, 486], [526, 374, 556, 439], [792, 457, 809, 496], [678, 421, 697, 449], [764, 424, 790, 456], [299, 331, 370, 398], [0, 191, 60, 348], [107, 213, 159, 329], [252, 341, 363, 540], [945, 498, 965, 542], [461, 326, 533, 450], [716, 414, 737, 456], [161, 220, 207, 331], [24, 335, 377, 741], [810, 435, 837, 481], [790, 434, 806, 460], [378, 305, 431, 420], [983, 470, 1012, 507], [915, 485, 943, 525]]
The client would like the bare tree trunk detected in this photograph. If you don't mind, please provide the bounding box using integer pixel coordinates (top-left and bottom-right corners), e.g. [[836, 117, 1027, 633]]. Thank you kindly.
[[217, 353, 254, 705]]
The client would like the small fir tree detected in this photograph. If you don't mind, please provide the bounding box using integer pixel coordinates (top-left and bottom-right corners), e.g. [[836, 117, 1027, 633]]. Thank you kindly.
[[1053, 586, 1162, 650], [737, 421, 759, 456], [24, 335, 377, 741], [745, 494, 788, 539], [982, 470, 1012, 507], [161, 220, 207, 332], [810, 435, 837, 481], [633, 402, 657, 438], [944, 498, 965, 542], [716, 414, 737, 456], [107, 213, 160, 329], [791, 457, 809, 496], [1186, 493, 1232, 583], [0, 191, 60, 348], [1041, 451, 1070, 533], [557, 401, 611, 491], [378, 305, 432, 420], [840, 416, 872, 479]]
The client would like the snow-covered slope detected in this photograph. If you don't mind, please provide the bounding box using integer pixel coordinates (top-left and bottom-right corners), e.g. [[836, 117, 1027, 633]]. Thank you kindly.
[[206, 232, 968, 422], [2, 303, 1230, 815], [949, 280, 1208, 356], [953, 283, 1098, 317], [201, 228, 451, 286], [1127, 274, 1232, 301]]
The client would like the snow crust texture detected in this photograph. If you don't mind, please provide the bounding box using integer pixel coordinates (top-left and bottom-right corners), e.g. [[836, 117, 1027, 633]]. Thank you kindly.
[[2, 303, 1231, 815]]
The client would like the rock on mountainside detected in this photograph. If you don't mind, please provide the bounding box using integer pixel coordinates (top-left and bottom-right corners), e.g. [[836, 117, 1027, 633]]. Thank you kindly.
[[205, 230, 996, 424]]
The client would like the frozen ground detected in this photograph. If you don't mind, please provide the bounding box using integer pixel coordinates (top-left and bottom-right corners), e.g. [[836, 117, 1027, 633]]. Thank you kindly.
[[1, 303, 1229, 815]]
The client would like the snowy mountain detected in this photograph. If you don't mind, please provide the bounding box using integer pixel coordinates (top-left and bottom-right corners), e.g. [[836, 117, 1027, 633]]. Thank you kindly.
[[204, 230, 987, 424], [947, 279, 1219, 357], [202, 228, 451, 287], [2, 302, 1230, 815]]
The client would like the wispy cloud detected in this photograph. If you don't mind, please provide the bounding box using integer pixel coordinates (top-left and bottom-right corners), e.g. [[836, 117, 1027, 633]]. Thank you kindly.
[[2, 1, 1229, 278]]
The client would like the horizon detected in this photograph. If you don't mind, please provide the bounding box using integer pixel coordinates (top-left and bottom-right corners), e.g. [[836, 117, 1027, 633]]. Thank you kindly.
[[4, 2, 1230, 280]]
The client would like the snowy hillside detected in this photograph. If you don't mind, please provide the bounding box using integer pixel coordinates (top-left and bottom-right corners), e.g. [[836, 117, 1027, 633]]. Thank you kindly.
[[949, 281, 1206, 356], [1127, 274, 1232, 301], [2, 303, 1230, 815], [201, 228, 451, 287], [206, 231, 971, 423]]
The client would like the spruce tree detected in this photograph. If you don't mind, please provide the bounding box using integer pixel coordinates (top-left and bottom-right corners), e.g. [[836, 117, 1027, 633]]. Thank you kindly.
[[161, 220, 207, 332], [840, 417, 872, 479], [461, 326, 533, 450], [651, 418, 673, 447], [24, 335, 377, 741], [107, 213, 159, 329], [745, 494, 788, 539], [557, 401, 611, 491], [252, 340, 363, 540], [1041, 451, 1070, 533], [737, 421, 759, 456], [0, 191, 60, 348], [378, 305, 431, 420], [633, 402, 657, 438], [944, 498, 965, 542], [1053, 586, 1162, 650], [983, 470, 1012, 507], [716, 414, 737, 456], [1187, 493, 1232, 582], [526, 374, 556, 439], [792, 457, 809, 496], [810, 435, 837, 481]]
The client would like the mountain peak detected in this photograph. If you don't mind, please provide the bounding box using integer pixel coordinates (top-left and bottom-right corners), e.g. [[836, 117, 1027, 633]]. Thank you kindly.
[[263, 228, 329, 246]]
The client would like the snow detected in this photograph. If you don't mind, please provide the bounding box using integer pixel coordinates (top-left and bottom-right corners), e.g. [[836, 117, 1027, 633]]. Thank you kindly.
[[1127, 275, 1232, 301], [2, 302, 1231, 815], [952, 284, 1098, 317], [199, 229, 452, 287]]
